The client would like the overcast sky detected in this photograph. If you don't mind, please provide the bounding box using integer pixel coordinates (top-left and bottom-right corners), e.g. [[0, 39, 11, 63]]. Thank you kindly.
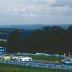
[[0, 0, 72, 25]]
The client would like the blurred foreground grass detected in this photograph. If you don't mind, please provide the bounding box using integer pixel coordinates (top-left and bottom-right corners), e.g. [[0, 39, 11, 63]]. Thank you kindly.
[[0, 63, 71, 72]]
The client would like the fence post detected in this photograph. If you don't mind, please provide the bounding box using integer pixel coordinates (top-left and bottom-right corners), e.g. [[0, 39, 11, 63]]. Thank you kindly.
[[53, 64, 55, 69]]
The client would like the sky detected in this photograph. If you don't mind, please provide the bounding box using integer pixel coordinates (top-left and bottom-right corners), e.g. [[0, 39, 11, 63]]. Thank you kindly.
[[0, 0, 72, 25]]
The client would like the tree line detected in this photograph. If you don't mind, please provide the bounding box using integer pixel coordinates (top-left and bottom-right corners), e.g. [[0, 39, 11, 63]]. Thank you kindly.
[[3, 26, 72, 54]]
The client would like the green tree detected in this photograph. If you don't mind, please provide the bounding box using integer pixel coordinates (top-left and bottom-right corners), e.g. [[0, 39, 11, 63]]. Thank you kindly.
[[7, 30, 22, 53]]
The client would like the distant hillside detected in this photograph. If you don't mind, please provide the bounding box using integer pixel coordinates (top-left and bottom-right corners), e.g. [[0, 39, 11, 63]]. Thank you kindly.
[[57, 24, 72, 29], [0, 24, 46, 30], [0, 28, 34, 39], [0, 24, 72, 30], [0, 24, 72, 39]]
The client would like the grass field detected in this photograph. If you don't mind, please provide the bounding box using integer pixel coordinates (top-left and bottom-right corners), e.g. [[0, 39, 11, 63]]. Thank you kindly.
[[14, 54, 63, 61], [28, 55, 63, 61], [0, 63, 71, 72]]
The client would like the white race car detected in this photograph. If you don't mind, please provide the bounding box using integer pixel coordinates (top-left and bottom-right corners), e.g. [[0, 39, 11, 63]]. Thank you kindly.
[[11, 56, 32, 61], [19, 57, 32, 61]]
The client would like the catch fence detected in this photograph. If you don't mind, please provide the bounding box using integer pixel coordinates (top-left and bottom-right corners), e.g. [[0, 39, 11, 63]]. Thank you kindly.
[[0, 60, 72, 71]]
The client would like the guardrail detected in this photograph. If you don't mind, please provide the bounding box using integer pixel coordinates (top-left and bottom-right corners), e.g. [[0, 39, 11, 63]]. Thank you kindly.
[[0, 60, 72, 71]]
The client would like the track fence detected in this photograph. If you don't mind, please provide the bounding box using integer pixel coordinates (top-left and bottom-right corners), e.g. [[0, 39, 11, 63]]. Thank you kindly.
[[0, 60, 72, 71]]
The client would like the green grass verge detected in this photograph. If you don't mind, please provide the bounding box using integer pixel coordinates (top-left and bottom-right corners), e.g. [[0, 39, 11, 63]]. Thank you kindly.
[[0, 63, 71, 72], [27, 55, 63, 61], [4, 54, 64, 61], [14, 54, 63, 61]]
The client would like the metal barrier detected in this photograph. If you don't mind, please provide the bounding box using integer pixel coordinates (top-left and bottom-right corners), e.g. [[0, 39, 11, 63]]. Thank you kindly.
[[0, 60, 72, 71]]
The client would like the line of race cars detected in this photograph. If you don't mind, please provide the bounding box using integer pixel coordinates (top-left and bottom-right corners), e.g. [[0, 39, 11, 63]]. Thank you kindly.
[[0, 53, 72, 64], [0, 55, 32, 61]]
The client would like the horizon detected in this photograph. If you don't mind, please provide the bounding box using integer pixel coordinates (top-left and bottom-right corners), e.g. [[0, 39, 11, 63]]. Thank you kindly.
[[0, 24, 72, 26], [0, 23, 72, 30]]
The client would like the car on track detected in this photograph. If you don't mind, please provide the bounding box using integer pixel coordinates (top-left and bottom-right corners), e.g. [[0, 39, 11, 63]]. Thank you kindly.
[[11, 56, 32, 61]]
